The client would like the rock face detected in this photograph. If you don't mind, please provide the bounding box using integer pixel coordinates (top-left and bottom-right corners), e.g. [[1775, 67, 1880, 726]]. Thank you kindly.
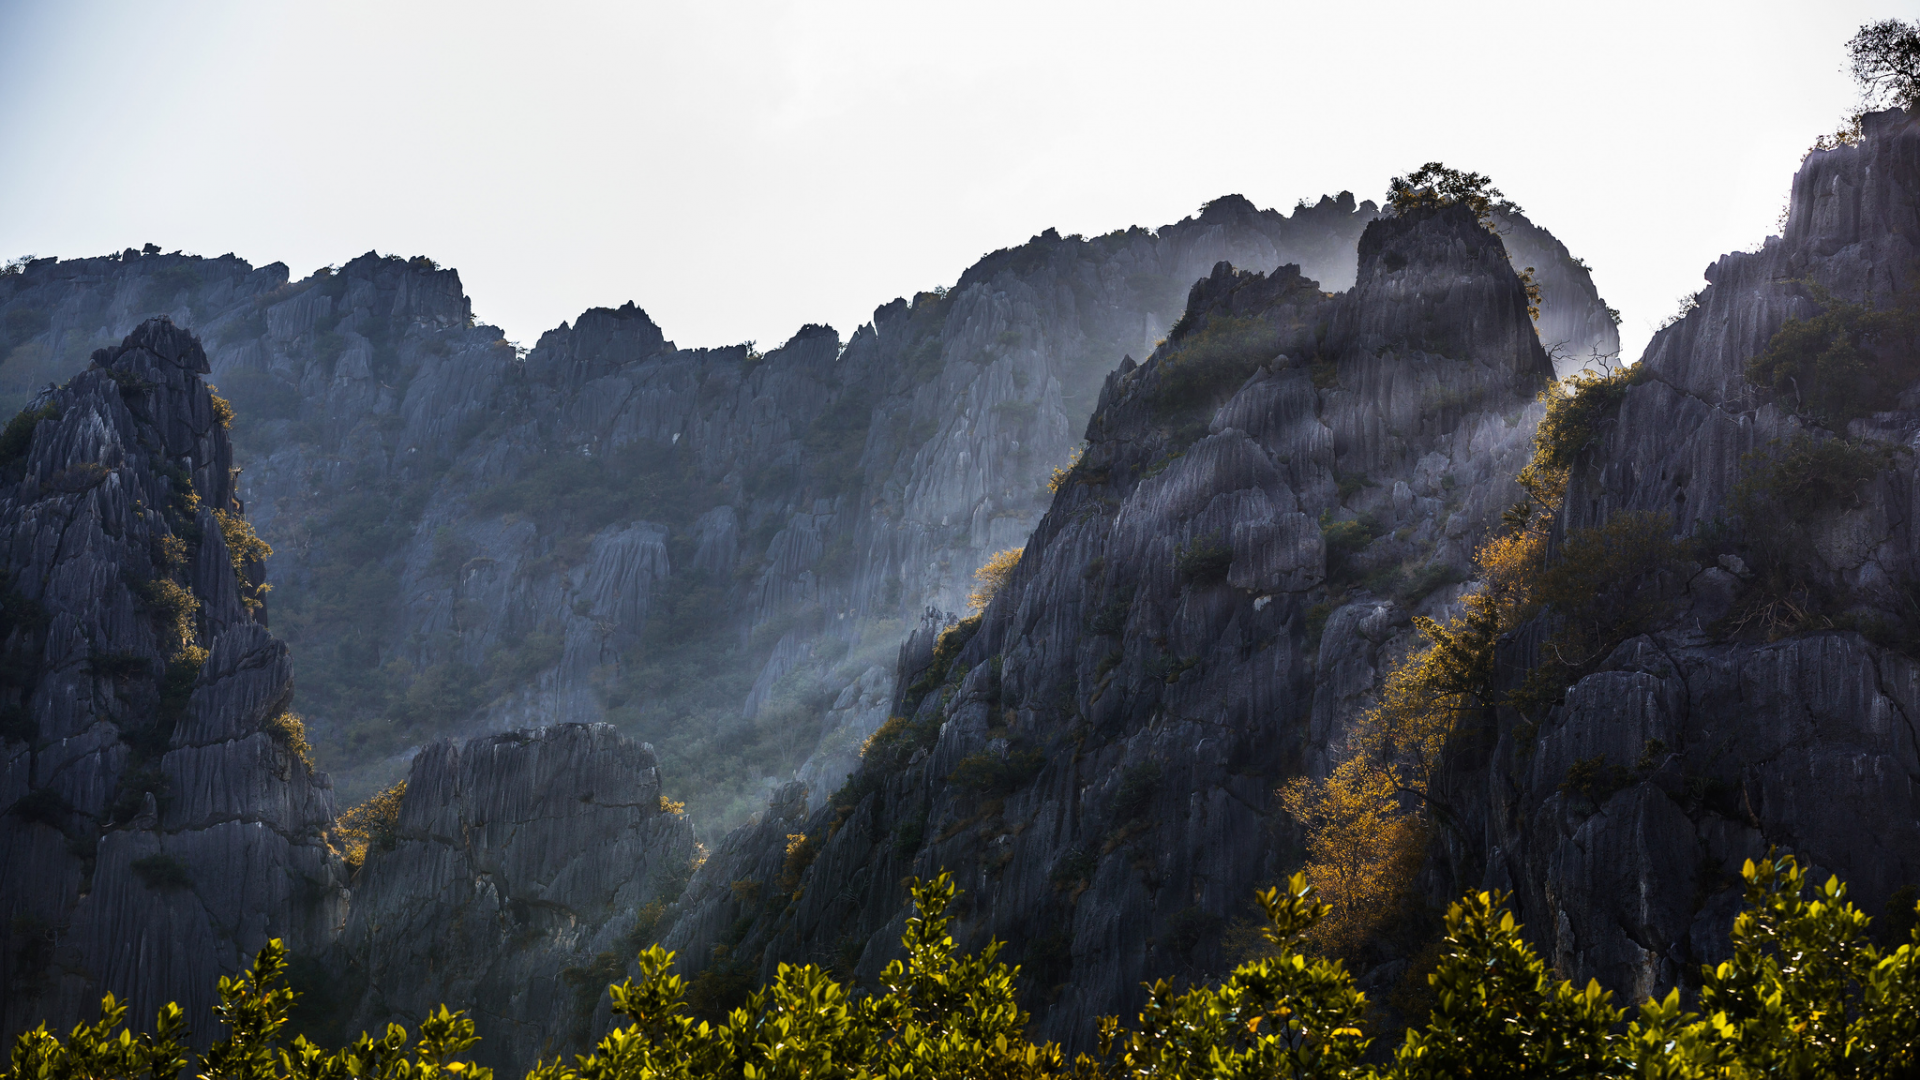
[[1460, 107, 1920, 1004], [0, 319, 346, 1045], [0, 197, 1617, 831], [655, 109, 1920, 1047], [333, 723, 696, 1074], [659, 201, 1557, 1045], [1493, 211, 1622, 374], [0, 190, 1624, 1060]]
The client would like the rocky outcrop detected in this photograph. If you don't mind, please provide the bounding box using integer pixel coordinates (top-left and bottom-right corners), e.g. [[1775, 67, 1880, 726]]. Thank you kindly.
[[0, 190, 1623, 1058], [657, 201, 1557, 1045], [333, 723, 696, 1075], [1494, 211, 1622, 374], [0, 319, 346, 1045], [1459, 108, 1920, 1003], [0, 198, 1617, 832], [651, 115, 1920, 1045]]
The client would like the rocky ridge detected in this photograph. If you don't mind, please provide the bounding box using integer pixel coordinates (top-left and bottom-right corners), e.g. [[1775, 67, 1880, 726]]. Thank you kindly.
[[658, 200, 1558, 1044], [1458, 106, 1920, 1003], [652, 109, 1920, 1049], [0, 189, 1624, 1066], [0, 319, 345, 1044], [0, 194, 1617, 828]]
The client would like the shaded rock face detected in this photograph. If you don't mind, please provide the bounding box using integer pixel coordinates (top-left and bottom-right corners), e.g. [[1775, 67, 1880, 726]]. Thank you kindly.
[[1461, 108, 1920, 1005], [1492, 211, 1622, 374], [0, 319, 346, 1045], [658, 203, 1556, 1046], [334, 723, 695, 1076], [0, 198, 1616, 830]]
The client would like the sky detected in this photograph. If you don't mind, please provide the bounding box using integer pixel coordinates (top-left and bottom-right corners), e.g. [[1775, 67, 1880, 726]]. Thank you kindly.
[[0, 1, 1894, 363]]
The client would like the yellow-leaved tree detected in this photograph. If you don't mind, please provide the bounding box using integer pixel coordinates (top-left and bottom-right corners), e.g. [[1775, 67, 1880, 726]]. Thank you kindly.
[[1280, 367, 1642, 956], [968, 547, 1023, 614], [1277, 757, 1426, 957]]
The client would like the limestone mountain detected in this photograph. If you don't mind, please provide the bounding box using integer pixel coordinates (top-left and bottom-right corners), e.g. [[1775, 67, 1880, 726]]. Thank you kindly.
[[658, 198, 1559, 1044], [0, 187, 1625, 1071], [0, 194, 1619, 831], [653, 108, 1920, 1052], [0, 320, 345, 1044], [1463, 106, 1920, 1000]]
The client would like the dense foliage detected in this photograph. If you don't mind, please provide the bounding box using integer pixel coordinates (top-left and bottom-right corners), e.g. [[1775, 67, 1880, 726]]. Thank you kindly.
[[1384, 163, 1520, 232], [1848, 18, 1920, 111], [1745, 285, 1920, 429], [13, 859, 1920, 1080], [331, 780, 406, 869]]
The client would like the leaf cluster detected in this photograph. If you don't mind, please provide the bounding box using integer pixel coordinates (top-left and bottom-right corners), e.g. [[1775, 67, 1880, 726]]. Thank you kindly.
[[1847, 19, 1920, 110], [23, 859, 1920, 1080], [332, 780, 407, 869], [1149, 316, 1284, 435], [968, 549, 1024, 615], [214, 508, 274, 609], [1746, 285, 1920, 430]]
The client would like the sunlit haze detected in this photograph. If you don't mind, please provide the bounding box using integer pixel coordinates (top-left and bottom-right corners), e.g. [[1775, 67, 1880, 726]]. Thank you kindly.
[[0, 0, 1889, 363]]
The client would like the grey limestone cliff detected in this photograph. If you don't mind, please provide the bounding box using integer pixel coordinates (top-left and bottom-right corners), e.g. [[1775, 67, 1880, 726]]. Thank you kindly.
[[0, 194, 1617, 831], [1456, 106, 1920, 1003], [331, 722, 696, 1074], [0, 187, 1626, 1060], [657, 200, 1558, 1045], [0, 318, 346, 1045], [656, 109, 1920, 1043]]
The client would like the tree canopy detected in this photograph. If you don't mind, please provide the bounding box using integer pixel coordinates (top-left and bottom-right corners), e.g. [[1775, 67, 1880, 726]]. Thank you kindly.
[[10, 858, 1920, 1080], [1848, 19, 1920, 111]]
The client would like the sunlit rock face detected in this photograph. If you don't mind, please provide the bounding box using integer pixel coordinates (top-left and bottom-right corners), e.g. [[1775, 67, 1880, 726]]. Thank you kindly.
[[657, 112, 1920, 1047], [333, 723, 696, 1075], [0, 190, 1619, 1055], [1471, 108, 1920, 1004], [0, 319, 346, 1047], [659, 201, 1558, 1046], [0, 193, 1601, 830], [1493, 210, 1622, 375]]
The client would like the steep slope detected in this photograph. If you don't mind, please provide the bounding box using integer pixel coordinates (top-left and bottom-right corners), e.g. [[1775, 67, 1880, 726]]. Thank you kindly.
[[1455, 107, 1920, 1002], [0, 319, 345, 1044], [1495, 211, 1622, 373], [658, 201, 1556, 1044], [0, 194, 1617, 830]]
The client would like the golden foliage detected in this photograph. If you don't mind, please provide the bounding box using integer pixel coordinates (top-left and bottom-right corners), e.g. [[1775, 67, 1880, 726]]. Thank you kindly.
[[213, 508, 272, 571], [1284, 367, 1631, 939], [207, 389, 235, 429], [155, 534, 189, 571], [966, 546, 1023, 614], [213, 508, 273, 609], [137, 577, 200, 649], [780, 832, 818, 896], [657, 795, 686, 815], [1278, 756, 1427, 958], [1517, 265, 1543, 322], [262, 712, 313, 770], [334, 779, 406, 869], [1047, 445, 1083, 494]]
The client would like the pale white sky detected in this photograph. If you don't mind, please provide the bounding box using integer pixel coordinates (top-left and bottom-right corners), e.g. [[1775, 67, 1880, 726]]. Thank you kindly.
[[0, 1, 1892, 363]]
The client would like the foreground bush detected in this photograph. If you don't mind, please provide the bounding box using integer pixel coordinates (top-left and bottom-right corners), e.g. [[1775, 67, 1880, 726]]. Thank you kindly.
[[8, 858, 1920, 1080]]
